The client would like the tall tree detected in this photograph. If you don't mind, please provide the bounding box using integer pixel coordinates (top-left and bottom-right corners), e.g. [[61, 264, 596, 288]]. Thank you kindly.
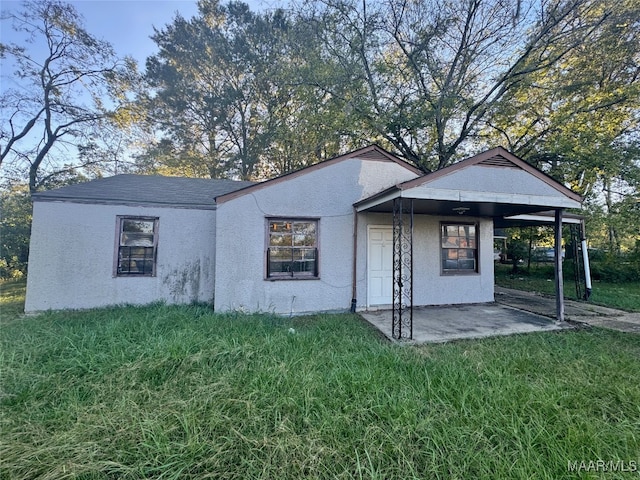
[[485, 0, 640, 251], [144, 1, 284, 179], [0, 0, 138, 192], [296, 0, 616, 171], [142, 0, 350, 180]]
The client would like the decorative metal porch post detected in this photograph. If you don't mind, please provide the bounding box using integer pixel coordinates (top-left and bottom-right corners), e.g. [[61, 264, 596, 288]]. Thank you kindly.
[[554, 209, 565, 322], [392, 197, 414, 340]]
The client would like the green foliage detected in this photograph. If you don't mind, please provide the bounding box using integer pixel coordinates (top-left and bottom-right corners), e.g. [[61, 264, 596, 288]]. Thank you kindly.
[[589, 252, 640, 284], [486, 0, 640, 252], [142, 0, 349, 180], [584, 195, 640, 254], [295, 0, 634, 171], [503, 227, 550, 273], [0, 185, 31, 279], [1, 303, 639, 479], [505, 237, 529, 273]]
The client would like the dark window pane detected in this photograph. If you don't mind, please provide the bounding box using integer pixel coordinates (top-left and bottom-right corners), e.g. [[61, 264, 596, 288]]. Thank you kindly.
[[443, 259, 458, 270], [117, 218, 157, 276], [269, 263, 290, 275], [441, 223, 478, 273], [267, 220, 318, 278], [121, 232, 154, 247], [269, 264, 290, 275], [459, 259, 476, 270], [125, 260, 153, 274], [295, 260, 316, 274], [122, 219, 154, 234], [268, 247, 292, 275], [118, 244, 155, 275]]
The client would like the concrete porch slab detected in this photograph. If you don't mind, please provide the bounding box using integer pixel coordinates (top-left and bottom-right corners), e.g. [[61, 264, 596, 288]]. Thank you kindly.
[[360, 303, 571, 344]]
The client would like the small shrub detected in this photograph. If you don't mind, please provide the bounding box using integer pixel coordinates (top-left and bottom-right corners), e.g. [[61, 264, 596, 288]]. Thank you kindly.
[[0, 258, 26, 280], [590, 254, 640, 283]]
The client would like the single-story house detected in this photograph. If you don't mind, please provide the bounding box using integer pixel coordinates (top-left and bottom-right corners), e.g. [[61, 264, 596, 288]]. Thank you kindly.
[[25, 145, 583, 338]]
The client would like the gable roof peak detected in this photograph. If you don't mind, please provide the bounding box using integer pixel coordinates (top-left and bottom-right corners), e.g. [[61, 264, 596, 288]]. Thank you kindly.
[[398, 146, 582, 203], [215, 143, 423, 204]]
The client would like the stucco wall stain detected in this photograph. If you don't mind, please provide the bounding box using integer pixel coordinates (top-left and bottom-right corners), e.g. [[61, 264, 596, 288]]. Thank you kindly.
[[162, 260, 202, 303]]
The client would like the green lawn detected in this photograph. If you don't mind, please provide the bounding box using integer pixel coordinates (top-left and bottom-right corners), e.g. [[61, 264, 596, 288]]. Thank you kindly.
[[1, 294, 639, 478], [494, 263, 640, 312]]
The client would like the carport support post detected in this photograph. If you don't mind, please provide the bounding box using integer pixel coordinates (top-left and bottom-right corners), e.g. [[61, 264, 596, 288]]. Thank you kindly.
[[554, 209, 565, 322], [392, 197, 414, 340]]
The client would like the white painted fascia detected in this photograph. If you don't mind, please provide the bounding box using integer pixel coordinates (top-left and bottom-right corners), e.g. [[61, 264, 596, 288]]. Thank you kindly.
[[402, 187, 582, 209], [355, 189, 401, 212], [503, 213, 583, 224]]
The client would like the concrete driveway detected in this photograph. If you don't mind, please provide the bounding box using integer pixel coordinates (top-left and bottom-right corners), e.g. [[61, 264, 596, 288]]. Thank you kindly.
[[495, 287, 640, 334], [361, 303, 570, 344]]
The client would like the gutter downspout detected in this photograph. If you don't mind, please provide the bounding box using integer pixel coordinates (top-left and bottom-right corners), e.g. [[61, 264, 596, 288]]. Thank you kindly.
[[351, 206, 358, 313], [580, 219, 593, 300]]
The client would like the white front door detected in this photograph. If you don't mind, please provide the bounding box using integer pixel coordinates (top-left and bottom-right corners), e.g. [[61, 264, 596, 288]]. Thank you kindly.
[[368, 227, 393, 306]]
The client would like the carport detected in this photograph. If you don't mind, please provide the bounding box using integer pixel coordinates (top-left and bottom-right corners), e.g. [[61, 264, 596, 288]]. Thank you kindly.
[[354, 147, 584, 340]]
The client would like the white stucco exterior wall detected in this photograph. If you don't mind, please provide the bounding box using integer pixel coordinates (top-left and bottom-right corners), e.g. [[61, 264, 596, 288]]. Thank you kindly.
[[426, 165, 560, 197], [214, 158, 419, 314], [412, 216, 494, 305], [355, 214, 494, 309], [25, 201, 217, 313]]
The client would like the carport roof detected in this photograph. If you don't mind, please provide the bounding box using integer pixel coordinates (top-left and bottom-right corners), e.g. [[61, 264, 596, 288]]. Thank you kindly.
[[496, 210, 584, 228], [355, 147, 583, 218]]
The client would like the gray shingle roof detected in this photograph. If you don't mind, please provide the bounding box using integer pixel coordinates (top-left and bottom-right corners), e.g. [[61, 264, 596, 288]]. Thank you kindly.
[[33, 174, 257, 209]]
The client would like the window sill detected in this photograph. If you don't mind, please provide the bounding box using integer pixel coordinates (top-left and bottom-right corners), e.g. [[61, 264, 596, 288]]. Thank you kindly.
[[265, 276, 320, 282], [440, 271, 480, 276], [115, 274, 156, 278]]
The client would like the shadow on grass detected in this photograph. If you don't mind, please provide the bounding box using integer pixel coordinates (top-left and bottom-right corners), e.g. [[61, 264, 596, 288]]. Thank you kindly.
[[0, 278, 26, 322]]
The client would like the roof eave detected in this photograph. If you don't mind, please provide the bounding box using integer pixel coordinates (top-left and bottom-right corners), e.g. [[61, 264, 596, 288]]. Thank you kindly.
[[32, 196, 218, 210], [354, 185, 402, 212]]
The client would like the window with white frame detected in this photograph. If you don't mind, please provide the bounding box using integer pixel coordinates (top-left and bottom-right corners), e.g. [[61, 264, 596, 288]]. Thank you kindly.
[[441, 223, 478, 273], [267, 219, 318, 278], [115, 216, 158, 276]]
